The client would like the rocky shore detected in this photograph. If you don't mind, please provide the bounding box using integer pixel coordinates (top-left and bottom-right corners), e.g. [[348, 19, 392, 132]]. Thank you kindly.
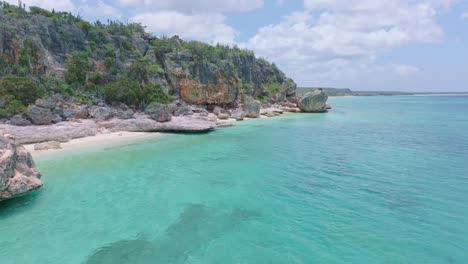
[[0, 89, 330, 201], [0, 89, 330, 146]]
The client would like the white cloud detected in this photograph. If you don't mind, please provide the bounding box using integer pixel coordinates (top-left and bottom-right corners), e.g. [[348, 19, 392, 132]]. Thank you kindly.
[[80, 1, 122, 19], [5, 0, 75, 11], [461, 12, 468, 19], [130, 11, 237, 44], [119, 0, 263, 13], [243, 0, 448, 86]]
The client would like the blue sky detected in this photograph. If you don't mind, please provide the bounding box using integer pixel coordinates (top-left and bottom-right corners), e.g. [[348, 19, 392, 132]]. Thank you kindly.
[[9, 0, 468, 92]]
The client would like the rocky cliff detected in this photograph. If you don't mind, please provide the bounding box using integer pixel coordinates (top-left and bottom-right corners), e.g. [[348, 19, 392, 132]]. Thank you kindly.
[[0, 2, 296, 119], [0, 134, 42, 201]]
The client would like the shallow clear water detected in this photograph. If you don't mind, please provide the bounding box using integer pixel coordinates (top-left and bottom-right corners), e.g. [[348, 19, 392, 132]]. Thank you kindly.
[[1, 96, 468, 263]]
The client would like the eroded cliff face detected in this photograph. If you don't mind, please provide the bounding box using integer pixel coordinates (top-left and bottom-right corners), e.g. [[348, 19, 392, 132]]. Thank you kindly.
[[0, 6, 296, 107], [162, 49, 296, 106]]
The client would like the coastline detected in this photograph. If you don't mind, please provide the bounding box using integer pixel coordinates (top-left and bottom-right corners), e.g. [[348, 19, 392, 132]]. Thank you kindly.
[[24, 131, 162, 157], [21, 112, 301, 158]]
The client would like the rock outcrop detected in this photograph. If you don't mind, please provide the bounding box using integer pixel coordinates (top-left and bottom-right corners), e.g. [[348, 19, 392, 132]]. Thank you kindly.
[[98, 114, 216, 133], [145, 103, 172, 122], [243, 100, 261, 118], [0, 135, 42, 202], [298, 89, 329, 113], [0, 120, 98, 144], [26, 105, 62, 125], [89, 107, 113, 121]]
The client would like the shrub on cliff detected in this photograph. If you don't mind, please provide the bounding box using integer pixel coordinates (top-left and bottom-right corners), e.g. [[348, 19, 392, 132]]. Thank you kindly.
[[104, 77, 174, 108], [0, 75, 41, 105], [64, 52, 91, 85]]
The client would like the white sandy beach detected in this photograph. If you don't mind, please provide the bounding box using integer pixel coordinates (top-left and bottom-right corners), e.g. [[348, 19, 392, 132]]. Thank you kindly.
[[24, 131, 162, 157]]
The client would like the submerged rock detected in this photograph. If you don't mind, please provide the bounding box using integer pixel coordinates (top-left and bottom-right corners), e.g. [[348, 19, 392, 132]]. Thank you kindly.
[[243, 100, 261, 118], [298, 89, 329, 113], [0, 135, 42, 202], [34, 141, 62, 151], [145, 103, 172, 122]]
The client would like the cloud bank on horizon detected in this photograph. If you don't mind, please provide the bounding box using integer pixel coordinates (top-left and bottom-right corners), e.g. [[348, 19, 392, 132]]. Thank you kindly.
[[6, 0, 468, 92]]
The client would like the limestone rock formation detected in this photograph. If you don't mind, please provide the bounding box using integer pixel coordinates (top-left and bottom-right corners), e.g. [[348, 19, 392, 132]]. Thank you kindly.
[[89, 107, 113, 121], [9, 115, 31, 126], [230, 109, 246, 121], [244, 100, 261, 118], [298, 89, 329, 113], [0, 135, 42, 202], [145, 103, 172, 122], [98, 114, 216, 133], [0, 120, 98, 144], [26, 105, 62, 125]]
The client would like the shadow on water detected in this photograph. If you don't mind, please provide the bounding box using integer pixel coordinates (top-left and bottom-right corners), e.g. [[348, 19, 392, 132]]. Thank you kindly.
[[85, 203, 260, 264], [0, 190, 42, 217]]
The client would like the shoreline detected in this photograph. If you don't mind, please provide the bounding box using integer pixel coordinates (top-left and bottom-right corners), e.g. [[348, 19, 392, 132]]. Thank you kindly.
[[22, 113, 299, 158], [24, 131, 162, 157]]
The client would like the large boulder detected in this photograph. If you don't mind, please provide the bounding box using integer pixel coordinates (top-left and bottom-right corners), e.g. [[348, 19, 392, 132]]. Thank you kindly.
[[90, 107, 113, 121], [243, 100, 261, 118], [35, 94, 64, 109], [231, 109, 246, 121], [298, 89, 329, 113], [25, 105, 62, 125], [114, 109, 135, 120], [145, 103, 172, 122], [0, 135, 43, 202], [168, 101, 193, 116], [9, 115, 31, 126]]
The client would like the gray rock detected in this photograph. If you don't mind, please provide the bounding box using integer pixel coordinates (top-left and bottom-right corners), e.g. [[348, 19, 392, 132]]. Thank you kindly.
[[298, 89, 329, 113], [217, 113, 230, 120], [98, 114, 216, 133], [73, 104, 90, 119], [216, 119, 234, 127], [0, 120, 98, 144], [231, 109, 246, 121], [0, 135, 43, 202], [243, 100, 261, 118], [34, 141, 62, 151], [145, 103, 172, 122], [90, 107, 113, 121], [25, 105, 62, 125], [114, 109, 135, 119], [35, 94, 63, 109], [169, 101, 194, 116], [174, 105, 194, 116], [213, 106, 223, 116], [9, 115, 31, 126]]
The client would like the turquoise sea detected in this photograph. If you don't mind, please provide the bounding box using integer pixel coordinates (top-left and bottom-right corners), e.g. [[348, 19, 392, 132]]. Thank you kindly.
[[1, 96, 468, 263]]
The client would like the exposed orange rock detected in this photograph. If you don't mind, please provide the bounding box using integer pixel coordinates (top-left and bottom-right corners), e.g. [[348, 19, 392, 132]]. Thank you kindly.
[[172, 66, 237, 105]]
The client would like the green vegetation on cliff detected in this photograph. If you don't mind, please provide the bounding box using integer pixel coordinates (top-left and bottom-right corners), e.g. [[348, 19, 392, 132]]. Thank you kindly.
[[0, 2, 296, 118]]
